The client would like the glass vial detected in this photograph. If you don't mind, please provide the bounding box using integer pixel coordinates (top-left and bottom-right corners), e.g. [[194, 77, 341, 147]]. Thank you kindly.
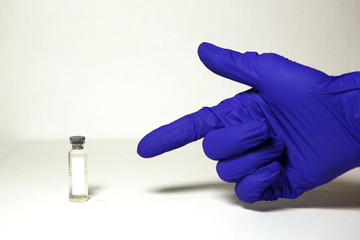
[[68, 136, 88, 202]]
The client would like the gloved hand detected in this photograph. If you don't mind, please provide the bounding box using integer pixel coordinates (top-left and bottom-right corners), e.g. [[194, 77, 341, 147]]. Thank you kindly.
[[137, 42, 360, 203]]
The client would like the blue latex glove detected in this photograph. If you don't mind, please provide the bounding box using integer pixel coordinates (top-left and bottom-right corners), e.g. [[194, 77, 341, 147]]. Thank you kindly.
[[137, 42, 360, 203]]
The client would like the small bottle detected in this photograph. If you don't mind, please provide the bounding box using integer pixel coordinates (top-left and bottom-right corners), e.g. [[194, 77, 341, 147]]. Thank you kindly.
[[68, 136, 88, 202]]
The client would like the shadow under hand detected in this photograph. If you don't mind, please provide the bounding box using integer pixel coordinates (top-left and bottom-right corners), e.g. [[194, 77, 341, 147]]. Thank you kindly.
[[154, 180, 360, 211], [154, 182, 232, 193]]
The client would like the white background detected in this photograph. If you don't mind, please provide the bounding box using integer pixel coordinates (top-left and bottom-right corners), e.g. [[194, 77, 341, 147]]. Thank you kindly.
[[1, 0, 359, 150]]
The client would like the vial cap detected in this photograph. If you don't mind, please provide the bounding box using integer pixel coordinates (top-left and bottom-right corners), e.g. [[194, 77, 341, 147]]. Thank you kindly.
[[70, 136, 85, 144]]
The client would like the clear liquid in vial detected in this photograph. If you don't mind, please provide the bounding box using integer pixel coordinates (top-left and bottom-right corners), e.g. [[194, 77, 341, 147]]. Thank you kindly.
[[69, 171, 88, 202]]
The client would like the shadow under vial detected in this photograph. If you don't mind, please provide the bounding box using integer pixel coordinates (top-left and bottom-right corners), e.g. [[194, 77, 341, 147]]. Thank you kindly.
[[153, 180, 360, 211], [88, 185, 107, 199]]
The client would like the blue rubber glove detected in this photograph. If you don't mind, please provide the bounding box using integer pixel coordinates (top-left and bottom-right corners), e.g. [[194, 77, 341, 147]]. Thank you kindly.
[[137, 42, 360, 203]]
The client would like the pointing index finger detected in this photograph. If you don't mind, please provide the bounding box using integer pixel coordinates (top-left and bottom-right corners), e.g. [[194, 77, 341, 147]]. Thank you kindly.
[[137, 107, 222, 158]]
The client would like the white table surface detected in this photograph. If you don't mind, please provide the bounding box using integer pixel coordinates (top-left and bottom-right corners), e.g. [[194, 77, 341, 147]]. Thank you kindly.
[[1, 140, 360, 240]]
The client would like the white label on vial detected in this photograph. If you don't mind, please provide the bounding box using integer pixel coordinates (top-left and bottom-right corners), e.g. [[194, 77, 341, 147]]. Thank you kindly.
[[72, 157, 85, 195]]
